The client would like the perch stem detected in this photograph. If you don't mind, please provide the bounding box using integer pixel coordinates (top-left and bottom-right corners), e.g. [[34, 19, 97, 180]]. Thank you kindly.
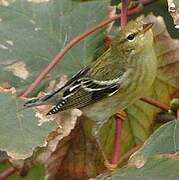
[[140, 96, 169, 111], [0, 167, 17, 180], [120, 0, 130, 30], [111, 0, 131, 166], [111, 116, 123, 165]]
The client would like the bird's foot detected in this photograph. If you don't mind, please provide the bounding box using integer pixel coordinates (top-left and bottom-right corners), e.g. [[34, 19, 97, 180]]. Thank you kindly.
[[115, 111, 126, 121], [104, 160, 118, 171]]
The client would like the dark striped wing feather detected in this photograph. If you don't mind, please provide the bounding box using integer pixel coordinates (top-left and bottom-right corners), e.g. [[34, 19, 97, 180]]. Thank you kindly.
[[24, 49, 124, 115], [47, 77, 120, 115], [23, 67, 90, 108]]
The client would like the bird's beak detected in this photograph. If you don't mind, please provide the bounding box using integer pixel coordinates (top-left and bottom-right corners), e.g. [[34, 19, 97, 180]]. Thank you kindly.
[[142, 22, 154, 33]]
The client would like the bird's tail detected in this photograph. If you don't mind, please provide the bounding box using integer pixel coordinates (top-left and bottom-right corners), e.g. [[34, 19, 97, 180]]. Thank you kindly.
[[23, 93, 53, 108], [24, 98, 43, 108]]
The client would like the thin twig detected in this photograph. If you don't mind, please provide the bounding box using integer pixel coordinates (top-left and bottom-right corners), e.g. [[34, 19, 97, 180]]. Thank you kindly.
[[20, 5, 143, 98], [121, 0, 130, 30], [0, 167, 17, 180], [140, 96, 169, 111]]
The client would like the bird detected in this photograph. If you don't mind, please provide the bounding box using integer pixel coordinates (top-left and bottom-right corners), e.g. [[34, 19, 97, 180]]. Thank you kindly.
[[24, 20, 157, 163]]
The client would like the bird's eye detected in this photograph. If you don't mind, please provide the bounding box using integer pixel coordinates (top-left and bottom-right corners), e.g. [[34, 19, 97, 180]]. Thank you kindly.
[[127, 33, 135, 41]]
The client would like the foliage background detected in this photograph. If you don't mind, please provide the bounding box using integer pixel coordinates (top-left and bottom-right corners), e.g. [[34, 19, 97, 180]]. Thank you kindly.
[[0, 0, 179, 179]]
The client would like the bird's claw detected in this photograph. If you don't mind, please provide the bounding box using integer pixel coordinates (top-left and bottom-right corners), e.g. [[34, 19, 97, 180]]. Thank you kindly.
[[104, 160, 118, 171], [115, 111, 126, 121]]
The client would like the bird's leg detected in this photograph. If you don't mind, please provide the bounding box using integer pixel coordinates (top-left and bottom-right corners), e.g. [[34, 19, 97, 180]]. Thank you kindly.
[[116, 111, 126, 121]]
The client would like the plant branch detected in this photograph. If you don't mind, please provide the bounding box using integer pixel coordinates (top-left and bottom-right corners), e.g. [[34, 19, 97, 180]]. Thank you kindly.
[[0, 167, 17, 180], [121, 0, 130, 30], [111, 0, 131, 166], [111, 115, 123, 165], [20, 5, 143, 98], [140, 96, 169, 111]]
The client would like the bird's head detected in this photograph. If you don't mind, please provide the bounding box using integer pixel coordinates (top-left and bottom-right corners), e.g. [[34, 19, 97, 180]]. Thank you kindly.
[[112, 20, 154, 55]]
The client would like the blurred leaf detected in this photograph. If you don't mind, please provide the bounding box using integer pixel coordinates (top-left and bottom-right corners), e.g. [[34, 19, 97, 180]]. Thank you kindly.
[[129, 120, 179, 164], [173, 0, 179, 6], [0, 151, 8, 161], [0, 0, 109, 92], [158, 0, 168, 7], [44, 122, 99, 180], [168, 0, 179, 28], [98, 155, 179, 180], [151, 15, 179, 89], [0, 91, 57, 159]]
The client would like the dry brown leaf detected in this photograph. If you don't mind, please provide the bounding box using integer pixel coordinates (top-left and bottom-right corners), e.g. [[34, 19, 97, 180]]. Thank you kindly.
[[44, 121, 99, 180], [0, 0, 15, 6], [27, 0, 49, 4], [139, 14, 179, 89], [168, 0, 179, 28], [0, 85, 16, 94], [24, 76, 83, 167], [4, 61, 30, 80]]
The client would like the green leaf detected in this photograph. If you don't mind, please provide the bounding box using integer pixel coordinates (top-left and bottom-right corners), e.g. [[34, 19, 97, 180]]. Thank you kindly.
[[0, 93, 56, 159], [0, 0, 109, 91], [173, 0, 179, 7], [98, 155, 179, 180], [129, 120, 179, 164], [0, 0, 111, 178]]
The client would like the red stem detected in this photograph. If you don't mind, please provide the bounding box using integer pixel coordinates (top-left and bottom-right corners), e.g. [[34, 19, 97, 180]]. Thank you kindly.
[[0, 167, 17, 180], [111, 117, 122, 164], [111, 0, 131, 165], [20, 5, 142, 98], [140, 96, 169, 111], [121, 0, 130, 30]]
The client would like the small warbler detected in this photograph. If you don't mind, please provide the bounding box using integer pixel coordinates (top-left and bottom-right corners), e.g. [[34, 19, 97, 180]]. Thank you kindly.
[[24, 20, 157, 161]]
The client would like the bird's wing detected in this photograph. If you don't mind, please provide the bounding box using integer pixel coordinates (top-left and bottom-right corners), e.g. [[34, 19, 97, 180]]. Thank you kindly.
[[23, 66, 90, 108], [47, 77, 120, 115]]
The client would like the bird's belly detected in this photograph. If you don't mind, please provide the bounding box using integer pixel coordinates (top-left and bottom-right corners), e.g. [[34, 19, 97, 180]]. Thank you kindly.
[[82, 55, 157, 122]]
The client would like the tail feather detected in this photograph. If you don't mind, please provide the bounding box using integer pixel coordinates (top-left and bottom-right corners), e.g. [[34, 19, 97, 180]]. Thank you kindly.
[[23, 94, 53, 108], [46, 99, 67, 115], [24, 98, 43, 108]]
